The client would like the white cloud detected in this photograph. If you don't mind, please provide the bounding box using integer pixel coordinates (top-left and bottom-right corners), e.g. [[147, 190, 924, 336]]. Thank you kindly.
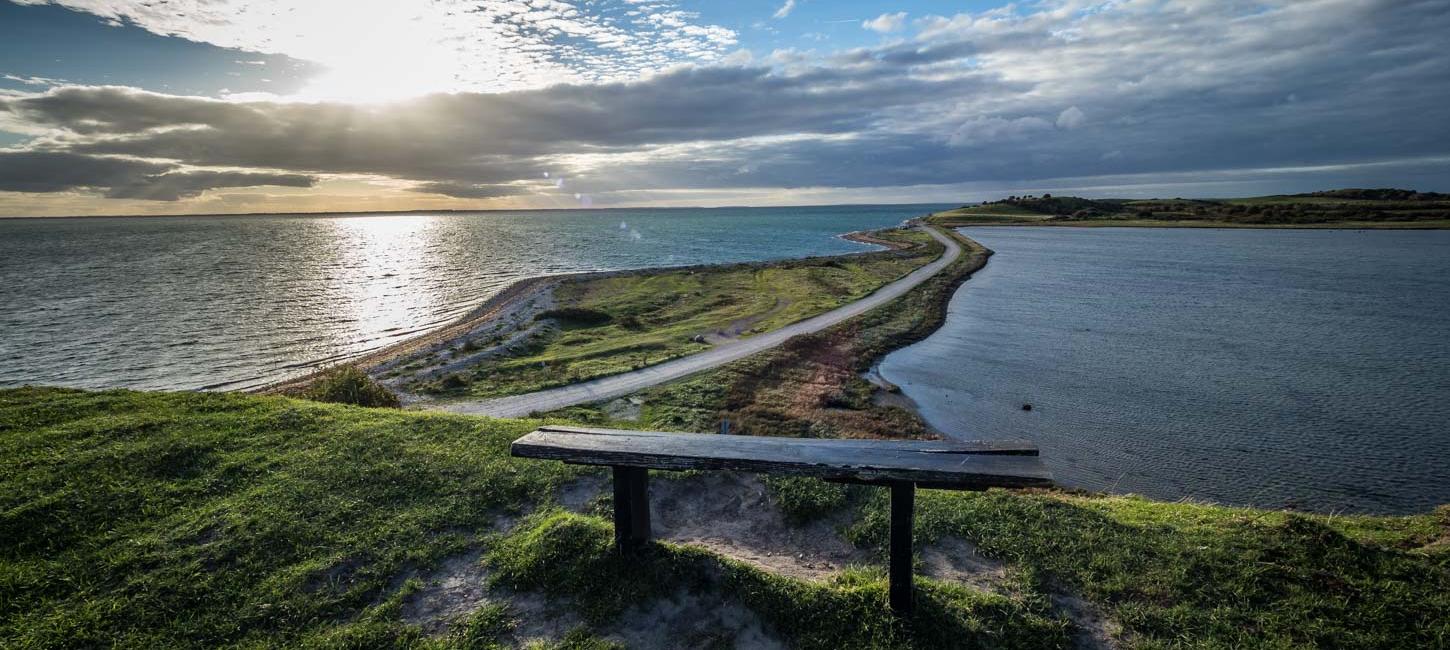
[[863, 12, 908, 34], [3, 74, 68, 87], [773, 0, 797, 20], [1056, 106, 1086, 130], [948, 116, 1053, 146], [4, 0, 1450, 212], [24, 0, 738, 99]]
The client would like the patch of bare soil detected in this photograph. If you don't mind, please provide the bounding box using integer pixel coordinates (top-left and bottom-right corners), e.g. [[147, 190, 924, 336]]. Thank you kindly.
[[649, 472, 870, 580], [1052, 592, 1122, 650], [702, 297, 794, 345], [400, 555, 590, 645], [403, 476, 1118, 649], [400, 546, 784, 648], [601, 587, 785, 650], [919, 536, 1011, 596], [399, 549, 494, 636], [601, 397, 644, 422], [555, 472, 867, 580], [556, 474, 609, 513]]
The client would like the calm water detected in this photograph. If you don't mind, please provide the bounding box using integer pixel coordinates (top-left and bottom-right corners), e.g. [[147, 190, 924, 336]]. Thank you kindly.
[[0, 205, 947, 391], [880, 227, 1450, 514]]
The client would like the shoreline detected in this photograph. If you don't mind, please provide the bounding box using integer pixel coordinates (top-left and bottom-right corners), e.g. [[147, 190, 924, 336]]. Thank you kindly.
[[258, 227, 922, 397], [542, 222, 994, 441], [430, 225, 959, 418]]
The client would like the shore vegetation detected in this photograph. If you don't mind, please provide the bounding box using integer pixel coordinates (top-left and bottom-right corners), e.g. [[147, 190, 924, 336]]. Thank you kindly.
[[929, 188, 1450, 228], [2, 387, 1445, 648], [410, 228, 939, 400], [544, 227, 987, 440], [298, 365, 402, 408]]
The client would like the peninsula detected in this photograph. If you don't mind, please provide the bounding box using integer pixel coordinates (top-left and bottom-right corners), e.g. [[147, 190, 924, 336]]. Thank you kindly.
[[3, 205, 1446, 649]]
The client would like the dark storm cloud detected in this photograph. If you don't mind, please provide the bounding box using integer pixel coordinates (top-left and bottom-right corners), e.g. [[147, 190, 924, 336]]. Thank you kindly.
[[2, 0, 1448, 202], [0, 150, 171, 193], [0, 151, 314, 200], [104, 170, 316, 200], [410, 182, 524, 199], [1, 64, 1007, 186]]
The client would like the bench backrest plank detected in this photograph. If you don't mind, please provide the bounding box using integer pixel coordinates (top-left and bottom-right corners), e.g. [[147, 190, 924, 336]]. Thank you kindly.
[[511, 426, 1052, 490]]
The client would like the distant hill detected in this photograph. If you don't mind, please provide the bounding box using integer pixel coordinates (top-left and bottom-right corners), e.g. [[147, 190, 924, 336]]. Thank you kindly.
[[931, 189, 1450, 227], [1298, 188, 1449, 201]]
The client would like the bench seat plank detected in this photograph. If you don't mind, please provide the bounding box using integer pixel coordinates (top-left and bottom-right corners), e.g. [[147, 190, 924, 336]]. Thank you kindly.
[[512, 426, 1052, 489], [535, 425, 1039, 455]]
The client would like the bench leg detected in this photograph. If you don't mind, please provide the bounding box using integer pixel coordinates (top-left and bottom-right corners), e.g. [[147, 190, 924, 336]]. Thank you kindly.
[[889, 481, 915, 618], [612, 466, 651, 552]]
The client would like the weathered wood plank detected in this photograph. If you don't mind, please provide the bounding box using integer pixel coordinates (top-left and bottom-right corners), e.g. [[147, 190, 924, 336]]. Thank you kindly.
[[512, 429, 1052, 489], [534, 425, 1039, 455]]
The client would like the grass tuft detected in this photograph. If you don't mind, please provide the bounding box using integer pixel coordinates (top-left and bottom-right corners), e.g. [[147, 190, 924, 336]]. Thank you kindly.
[[302, 365, 402, 408]]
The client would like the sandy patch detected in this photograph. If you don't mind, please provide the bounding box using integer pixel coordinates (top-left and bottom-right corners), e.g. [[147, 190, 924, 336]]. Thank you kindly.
[[601, 587, 785, 650], [920, 536, 1011, 596], [400, 547, 783, 649], [399, 549, 494, 636], [650, 472, 869, 580], [1052, 591, 1122, 650]]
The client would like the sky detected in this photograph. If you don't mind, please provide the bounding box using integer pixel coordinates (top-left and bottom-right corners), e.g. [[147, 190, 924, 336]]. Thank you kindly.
[[0, 0, 1447, 216]]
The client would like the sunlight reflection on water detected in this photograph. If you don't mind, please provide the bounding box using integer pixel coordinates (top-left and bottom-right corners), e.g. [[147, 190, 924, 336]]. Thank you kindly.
[[0, 205, 943, 391]]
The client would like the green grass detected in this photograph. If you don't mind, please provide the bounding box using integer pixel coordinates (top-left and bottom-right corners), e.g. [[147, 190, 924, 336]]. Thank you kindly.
[[930, 191, 1450, 228], [487, 510, 1069, 650], [542, 227, 989, 439], [419, 228, 939, 400], [946, 218, 1450, 229], [0, 387, 581, 648], [2, 387, 1446, 648], [847, 490, 1449, 649]]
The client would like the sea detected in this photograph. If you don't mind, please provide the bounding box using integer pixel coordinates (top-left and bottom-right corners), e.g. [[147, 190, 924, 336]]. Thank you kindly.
[[4, 212, 1447, 513], [879, 226, 1450, 513], [0, 205, 944, 391]]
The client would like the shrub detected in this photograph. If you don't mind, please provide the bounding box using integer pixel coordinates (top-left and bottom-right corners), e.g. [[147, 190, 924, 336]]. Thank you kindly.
[[302, 365, 401, 408], [438, 373, 471, 391], [536, 307, 613, 327]]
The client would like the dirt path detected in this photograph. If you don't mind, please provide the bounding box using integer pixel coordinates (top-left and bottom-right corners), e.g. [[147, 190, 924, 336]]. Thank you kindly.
[[427, 225, 962, 418]]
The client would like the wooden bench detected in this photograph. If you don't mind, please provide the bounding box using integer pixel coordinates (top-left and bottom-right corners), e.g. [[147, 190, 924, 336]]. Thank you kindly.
[[511, 425, 1052, 616]]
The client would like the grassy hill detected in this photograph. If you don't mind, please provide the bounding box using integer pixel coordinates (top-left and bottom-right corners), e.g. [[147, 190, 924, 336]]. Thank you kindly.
[[930, 189, 1450, 228], [2, 387, 1447, 648]]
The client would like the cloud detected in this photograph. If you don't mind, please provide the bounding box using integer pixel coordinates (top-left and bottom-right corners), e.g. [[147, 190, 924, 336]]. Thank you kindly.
[[1, 66, 1007, 187], [0, 150, 314, 199], [4, 0, 1450, 212], [104, 171, 316, 200], [0, 151, 171, 193], [863, 12, 907, 33], [1055, 106, 1086, 130], [773, 0, 797, 20], [3, 74, 68, 87], [411, 182, 525, 199], [948, 116, 1052, 146], [19, 0, 739, 97]]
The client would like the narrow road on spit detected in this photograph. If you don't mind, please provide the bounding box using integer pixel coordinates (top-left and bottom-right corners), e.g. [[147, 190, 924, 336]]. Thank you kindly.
[[430, 225, 962, 419]]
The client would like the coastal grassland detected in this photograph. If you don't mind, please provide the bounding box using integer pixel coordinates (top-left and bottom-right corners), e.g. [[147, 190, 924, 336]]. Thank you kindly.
[[541, 227, 988, 440], [0, 387, 577, 648], [853, 491, 1450, 649], [928, 189, 1450, 228], [417, 227, 940, 400], [3, 387, 1446, 648]]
